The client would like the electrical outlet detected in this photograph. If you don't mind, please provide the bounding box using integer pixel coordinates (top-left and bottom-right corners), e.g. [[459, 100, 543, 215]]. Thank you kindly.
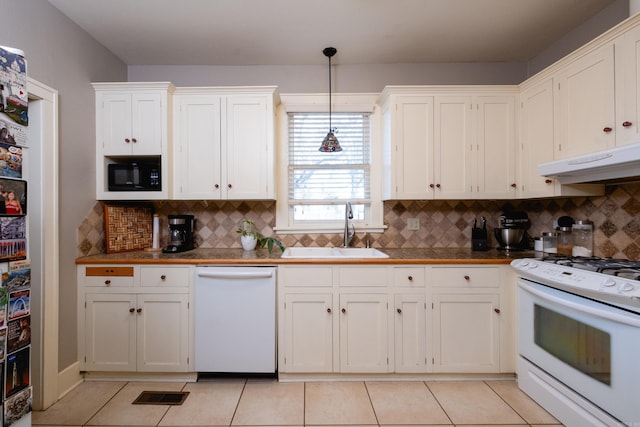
[[407, 218, 420, 230]]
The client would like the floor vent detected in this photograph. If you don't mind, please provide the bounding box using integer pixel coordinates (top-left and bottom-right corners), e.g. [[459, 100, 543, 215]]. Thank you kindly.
[[133, 391, 189, 405]]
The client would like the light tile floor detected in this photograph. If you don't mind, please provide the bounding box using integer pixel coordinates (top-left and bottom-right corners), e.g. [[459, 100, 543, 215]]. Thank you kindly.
[[32, 378, 563, 427]]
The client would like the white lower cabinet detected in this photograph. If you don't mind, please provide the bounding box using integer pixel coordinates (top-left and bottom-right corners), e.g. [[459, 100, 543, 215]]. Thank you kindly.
[[279, 264, 513, 377], [339, 294, 389, 373], [282, 293, 334, 373], [431, 293, 500, 373], [78, 265, 192, 373]]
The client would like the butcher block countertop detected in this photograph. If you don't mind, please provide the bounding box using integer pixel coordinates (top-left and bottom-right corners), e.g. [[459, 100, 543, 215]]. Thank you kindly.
[[76, 247, 534, 265]]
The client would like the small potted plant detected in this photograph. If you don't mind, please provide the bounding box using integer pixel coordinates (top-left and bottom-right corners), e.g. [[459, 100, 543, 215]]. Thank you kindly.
[[236, 220, 285, 254]]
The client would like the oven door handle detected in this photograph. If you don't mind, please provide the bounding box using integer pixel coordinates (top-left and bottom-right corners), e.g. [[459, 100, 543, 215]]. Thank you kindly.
[[520, 281, 640, 328]]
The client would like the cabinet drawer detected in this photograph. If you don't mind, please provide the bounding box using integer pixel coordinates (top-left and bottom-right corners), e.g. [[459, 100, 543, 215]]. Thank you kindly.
[[281, 267, 333, 287], [140, 266, 190, 287], [432, 267, 499, 288], [338, 266, 388, 287], [84, 266, 134, 287], [393, 267, 425, 287]]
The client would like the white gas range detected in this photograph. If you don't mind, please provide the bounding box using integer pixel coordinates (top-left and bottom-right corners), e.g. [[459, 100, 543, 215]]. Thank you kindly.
[[511, 255, 640, 427]]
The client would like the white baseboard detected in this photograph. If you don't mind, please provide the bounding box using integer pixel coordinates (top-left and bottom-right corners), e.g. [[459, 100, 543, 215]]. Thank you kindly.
[[57, 362, 83, 400]]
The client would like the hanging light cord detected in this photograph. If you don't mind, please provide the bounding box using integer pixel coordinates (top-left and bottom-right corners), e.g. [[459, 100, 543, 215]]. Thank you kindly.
[[328, 53, 332, 133]]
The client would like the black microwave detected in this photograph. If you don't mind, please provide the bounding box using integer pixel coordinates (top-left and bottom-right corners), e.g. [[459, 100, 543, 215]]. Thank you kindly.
[[108, 161, 161, 191]]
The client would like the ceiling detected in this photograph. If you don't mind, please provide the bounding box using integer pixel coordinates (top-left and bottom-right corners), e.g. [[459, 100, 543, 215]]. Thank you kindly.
[[48, 0, 617, 66]]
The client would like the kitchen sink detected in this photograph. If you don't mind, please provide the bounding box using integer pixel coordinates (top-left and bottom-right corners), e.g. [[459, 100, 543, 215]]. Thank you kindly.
[[281, 247, 389, 259]]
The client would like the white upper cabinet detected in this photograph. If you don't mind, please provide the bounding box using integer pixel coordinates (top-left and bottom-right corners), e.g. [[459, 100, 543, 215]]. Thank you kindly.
[[381, 87, 517, 200], [555, 42, 616, 159], [172, 87, 278, 200], [614, 23, 640, 147], [93, 82, 174, 200]]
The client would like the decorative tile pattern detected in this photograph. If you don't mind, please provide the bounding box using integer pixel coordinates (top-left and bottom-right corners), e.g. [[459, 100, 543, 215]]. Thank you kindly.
[[76, 182, 640, 261]]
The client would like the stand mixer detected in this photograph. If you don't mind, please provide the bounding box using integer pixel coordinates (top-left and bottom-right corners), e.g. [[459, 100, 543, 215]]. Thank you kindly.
[[494, 211, 531, 251]]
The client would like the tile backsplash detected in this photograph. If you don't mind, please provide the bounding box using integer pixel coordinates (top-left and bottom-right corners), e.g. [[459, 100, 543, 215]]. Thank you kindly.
[[78, 182, 640, 260]]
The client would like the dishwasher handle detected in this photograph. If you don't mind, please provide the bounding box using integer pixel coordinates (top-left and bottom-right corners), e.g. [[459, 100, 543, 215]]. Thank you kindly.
[[197, 269, 274, 280]]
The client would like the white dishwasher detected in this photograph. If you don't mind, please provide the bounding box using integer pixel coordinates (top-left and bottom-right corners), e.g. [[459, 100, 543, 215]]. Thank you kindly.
[[194, 266, 276, 373]]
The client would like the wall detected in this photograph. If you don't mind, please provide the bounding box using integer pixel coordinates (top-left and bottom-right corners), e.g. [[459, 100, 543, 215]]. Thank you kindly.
[[0, 1, 127, 370], [79, 182, 640, 260]]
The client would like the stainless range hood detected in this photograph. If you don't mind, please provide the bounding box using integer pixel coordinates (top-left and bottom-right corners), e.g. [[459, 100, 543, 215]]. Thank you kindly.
[[538, 142, 640, 184]]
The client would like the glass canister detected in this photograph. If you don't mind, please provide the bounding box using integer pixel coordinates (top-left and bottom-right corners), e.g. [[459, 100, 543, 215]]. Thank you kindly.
[[541, 232, 558, 254], [572, 220, 593, 257], [556, 226, 573, 255]]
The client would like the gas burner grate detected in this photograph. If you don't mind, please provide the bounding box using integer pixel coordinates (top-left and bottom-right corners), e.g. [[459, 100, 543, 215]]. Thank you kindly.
[[540, 255, 640, 280]]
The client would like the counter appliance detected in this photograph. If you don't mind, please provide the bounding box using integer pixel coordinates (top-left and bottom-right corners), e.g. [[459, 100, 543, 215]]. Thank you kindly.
[[494, 211, 530, 251], [162, 214, 194, 253], [512, 255, 640, 426]]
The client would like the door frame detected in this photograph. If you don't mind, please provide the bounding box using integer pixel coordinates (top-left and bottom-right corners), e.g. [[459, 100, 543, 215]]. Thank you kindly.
[[27, 77, 59, 410]]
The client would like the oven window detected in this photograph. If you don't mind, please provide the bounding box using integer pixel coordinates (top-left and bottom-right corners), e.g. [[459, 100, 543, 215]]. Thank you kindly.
[[534, 304, 611, 385]]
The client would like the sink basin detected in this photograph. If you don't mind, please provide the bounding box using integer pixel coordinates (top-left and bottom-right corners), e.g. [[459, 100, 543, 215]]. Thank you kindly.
[[281, 247, 389, 259]]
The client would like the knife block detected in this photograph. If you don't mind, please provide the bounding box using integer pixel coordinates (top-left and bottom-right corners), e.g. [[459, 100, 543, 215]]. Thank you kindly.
[[472, 226, 489, 251]]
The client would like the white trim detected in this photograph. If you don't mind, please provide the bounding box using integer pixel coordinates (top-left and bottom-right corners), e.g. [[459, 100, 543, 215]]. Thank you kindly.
[[56, 361, 83, 400], [275, 94, 385, 234], [27, 77, 59, 410]]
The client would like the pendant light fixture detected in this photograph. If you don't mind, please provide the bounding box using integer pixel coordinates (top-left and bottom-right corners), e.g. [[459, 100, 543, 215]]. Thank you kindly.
[[318, 47, 342, 152]]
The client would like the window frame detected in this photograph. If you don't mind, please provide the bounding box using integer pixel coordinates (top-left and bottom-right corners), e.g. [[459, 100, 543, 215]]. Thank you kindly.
[[275, 93, 385, 233]]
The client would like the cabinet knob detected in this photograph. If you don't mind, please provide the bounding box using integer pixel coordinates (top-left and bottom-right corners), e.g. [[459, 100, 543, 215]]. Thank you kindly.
[[124, 138, 131, 143], [511, 183, 517, 188], [545, 179, 553, 184], [435, 183, 441, 189], [214, 184, 220, 189], [407, 275, 413, 281], [104, 279, 111, 286], [326, 308, 332, 314], [603, 127, 613, 133], [137, 308, 142, 313], [429, 184, 435, 189], [397, 308, 402, 314], [341, 308, 346, 314], [464, 275, 470, 281], [494, 308, 501, 314], [131, 138, 137, 143], [228, 184, 232, 189], [160, 275, 166, 280], [623, 121, 633, 127], [129, 307, 135, 313]]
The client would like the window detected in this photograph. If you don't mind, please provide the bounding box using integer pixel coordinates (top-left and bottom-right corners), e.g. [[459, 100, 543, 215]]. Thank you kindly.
[[288, 112, 370, 222], [275, 93, 385, 233]]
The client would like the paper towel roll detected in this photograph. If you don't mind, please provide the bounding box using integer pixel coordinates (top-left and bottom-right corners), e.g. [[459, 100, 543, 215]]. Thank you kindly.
[[152, 214, 160, 249]]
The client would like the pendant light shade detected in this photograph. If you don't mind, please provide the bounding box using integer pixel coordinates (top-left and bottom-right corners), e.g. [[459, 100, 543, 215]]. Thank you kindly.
[[319, 47, 342, 152]]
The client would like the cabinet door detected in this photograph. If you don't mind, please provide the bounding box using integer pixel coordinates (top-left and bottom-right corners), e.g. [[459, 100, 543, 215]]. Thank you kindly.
[[224, 95, 274, 199], [84, 293, 137, 371], [282, 294, 334, 373], [434, 96, 474, 199], [519, 79, 556, 197], [556, 43, 615, 158], [394, 294, 427, 373], [174, 94, 222, 199], [100, 92, 163, 156], [339, 294, 388, 373], [432, 293, 500, 373], [136, 294, 190, 372], [615, 24, 640, 147], [393, 95, 435, 199], [476, 96, 516, 198]]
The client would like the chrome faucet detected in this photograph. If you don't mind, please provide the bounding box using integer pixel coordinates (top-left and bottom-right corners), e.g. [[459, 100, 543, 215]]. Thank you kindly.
[[343, 201, 355, 247]]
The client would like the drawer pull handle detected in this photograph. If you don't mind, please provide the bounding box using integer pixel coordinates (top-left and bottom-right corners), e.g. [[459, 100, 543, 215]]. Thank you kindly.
[[397, 308, 402, 314], [603, 127, 612, 133], [511, 183, 517, 188], [341, 308, 346, 314], [326, 308, 332, 314], [407, 275, 413, 281], [160, 275, 167, 280], [137, 308, 142, 313], [104, 280, 111, 286], [129, 308, 135, 313], [494, 308, 501, 314], [464, 275, 470, 281], [623, 121, 633, 127]]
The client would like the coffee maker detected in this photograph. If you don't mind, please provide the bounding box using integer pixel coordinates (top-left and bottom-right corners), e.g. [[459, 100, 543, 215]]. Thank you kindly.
[[162, 214, 195, 253], [494, 211, 531, 251]]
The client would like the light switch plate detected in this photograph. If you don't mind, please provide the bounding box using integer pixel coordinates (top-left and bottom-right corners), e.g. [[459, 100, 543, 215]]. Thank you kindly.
[[407, 218, 420, 230]]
